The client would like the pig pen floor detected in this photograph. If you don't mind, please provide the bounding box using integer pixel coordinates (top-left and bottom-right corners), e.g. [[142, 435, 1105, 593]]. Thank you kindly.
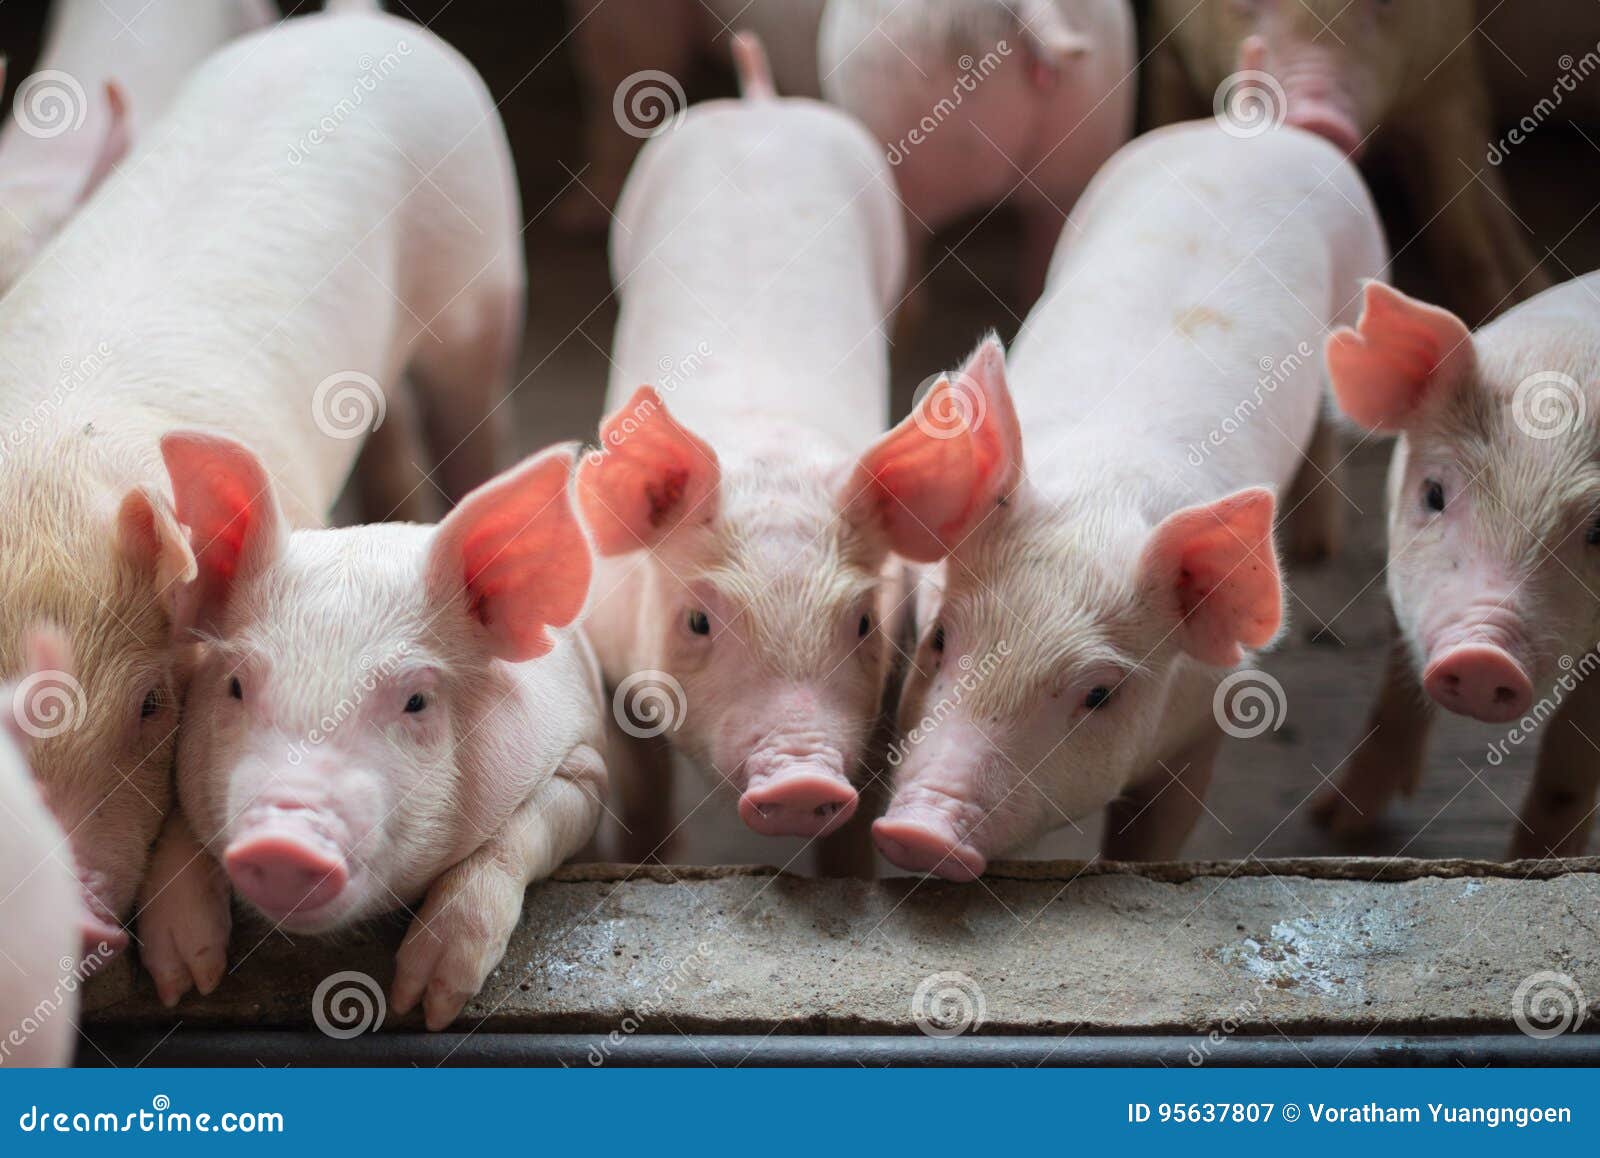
[[494, 96, 1600, 871]]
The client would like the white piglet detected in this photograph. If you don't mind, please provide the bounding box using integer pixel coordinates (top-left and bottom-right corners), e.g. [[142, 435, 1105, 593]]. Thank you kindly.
[[139, 436, 607, 1031], [576, 36, 922, 866], [0, 8, 520, 951], [861, 121, 1387, 878], [0, 0, 275, 291]]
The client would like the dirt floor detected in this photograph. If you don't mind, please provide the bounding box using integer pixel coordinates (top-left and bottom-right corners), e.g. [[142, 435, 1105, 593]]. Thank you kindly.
[[483, 18, 1600, 870]]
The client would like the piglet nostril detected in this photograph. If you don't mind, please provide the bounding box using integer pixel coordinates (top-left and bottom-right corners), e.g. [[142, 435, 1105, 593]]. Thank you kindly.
[[814, 801, 841, 818], [1494, 685, 1518, 705]]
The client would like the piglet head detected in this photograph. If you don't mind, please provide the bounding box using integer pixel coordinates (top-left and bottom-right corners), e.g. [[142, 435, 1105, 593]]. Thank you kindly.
[[579, 385, 927, 839], [867, 338, 1281, 879], [1327, 281, 1600, 723], [164, 432, 591, 930]]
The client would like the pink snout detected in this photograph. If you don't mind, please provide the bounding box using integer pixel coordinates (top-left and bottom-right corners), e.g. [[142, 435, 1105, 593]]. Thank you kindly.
[[738, 767, 858, 838], [873, 814, 987, 883], [224, 832, 348, 919], [1423, 644, 1534, 724]]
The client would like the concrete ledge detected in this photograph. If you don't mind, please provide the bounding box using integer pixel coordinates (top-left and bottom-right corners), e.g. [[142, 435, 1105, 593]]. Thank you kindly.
[[83, 858, 1600, 1038]]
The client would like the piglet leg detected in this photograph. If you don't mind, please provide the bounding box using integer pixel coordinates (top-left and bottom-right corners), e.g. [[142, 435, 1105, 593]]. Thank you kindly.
[[1509, 687, 1600, 860], [1101, 730, 1221, 861], [135, 811, 233, 1008], [391, 745, 606, 1031], [1282, 407, 1344, 564]]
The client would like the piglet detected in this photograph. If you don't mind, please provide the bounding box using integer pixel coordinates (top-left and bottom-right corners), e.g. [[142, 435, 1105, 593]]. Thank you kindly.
[[0, 0, 274, 292], [862, 121, 1386, 879], [0, 629, 92, 1067], [0, 7, 520, 955], [1145, 0, 1546, 326], [136, 435, 606, 1031], [819, 0, 1135, 304], [1314, 273, 1600, 858], [576, 34, 918, 872]]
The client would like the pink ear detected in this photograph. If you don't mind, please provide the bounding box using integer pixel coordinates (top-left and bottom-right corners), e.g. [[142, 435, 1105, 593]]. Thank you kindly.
[[577, 386, 720, 556], [428, 444, 593, 663], [1140, 488, 1282, 668], [116, 485, 198, 619], [1325, 281, 1474, 431], [22, 623, 74, 682], [846, 335, 1022, 562], [160, 430, 284, 632], [77, 81, 130, 205]]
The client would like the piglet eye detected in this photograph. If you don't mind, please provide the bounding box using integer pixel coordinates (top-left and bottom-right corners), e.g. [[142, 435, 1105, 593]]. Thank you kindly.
[[687, 609, 711, 636], [139, 688, 163, 719], [930, 623, 945, 653], [404, 693, 428, 714], [858, 614, 872, 638], [1083, 686, 1113, 710], [228, 677, 243, 701], [1422, 479, 1445, 513]]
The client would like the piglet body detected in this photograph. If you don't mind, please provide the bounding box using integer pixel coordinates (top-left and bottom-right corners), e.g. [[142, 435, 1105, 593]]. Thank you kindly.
[[863, 121, 1387, 878]]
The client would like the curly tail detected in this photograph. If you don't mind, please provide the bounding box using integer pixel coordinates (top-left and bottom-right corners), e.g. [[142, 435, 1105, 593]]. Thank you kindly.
[[731, 31, 776, 100]]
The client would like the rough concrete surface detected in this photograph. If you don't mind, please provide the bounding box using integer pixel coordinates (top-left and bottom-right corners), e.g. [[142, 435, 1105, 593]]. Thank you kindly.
[[85, 860, 1600, 1038]]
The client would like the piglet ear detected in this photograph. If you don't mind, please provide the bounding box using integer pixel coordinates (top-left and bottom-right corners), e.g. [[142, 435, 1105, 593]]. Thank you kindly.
[[576, 386, 720, 556], [428, 444, 593, 663], [845, 334, 1023, 562], [116, 484, 198, 623], [1325, 281, 1474, 432], [76, 81, 130, 205], [159, 430, 285, 633], [1139, 487, 1282, 668]]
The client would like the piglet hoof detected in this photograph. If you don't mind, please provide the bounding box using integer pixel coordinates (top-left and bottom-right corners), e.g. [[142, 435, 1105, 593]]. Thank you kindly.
[[392, 865, 524, 1031], [135, 858, 233, 1008]]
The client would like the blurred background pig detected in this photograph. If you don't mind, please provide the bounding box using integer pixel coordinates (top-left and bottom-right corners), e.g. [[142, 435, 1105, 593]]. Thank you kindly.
[[138, 437, 607, 1031], [0, 631, 92, 1067], [0, 6, 520, 952], [820, 0, 1136, 307], [1145, 0, 1547, 327], [0, 0, 273, 293], [862, 122, 1386, 879], [576, 36, 917, 875], [1316, 273, 1600, 858]]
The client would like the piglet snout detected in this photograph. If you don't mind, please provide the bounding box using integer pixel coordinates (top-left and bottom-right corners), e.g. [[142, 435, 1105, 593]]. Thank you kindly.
[[1423, 643, 1534, 724], [738, 766, 858, 838], [224, 831, 348, 919], [873, 809, 987, 883]]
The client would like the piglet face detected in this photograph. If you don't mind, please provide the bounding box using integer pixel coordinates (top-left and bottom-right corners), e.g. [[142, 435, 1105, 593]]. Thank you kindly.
[[164, 434, 591, 930], [1328, 282, 1600, 722]]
